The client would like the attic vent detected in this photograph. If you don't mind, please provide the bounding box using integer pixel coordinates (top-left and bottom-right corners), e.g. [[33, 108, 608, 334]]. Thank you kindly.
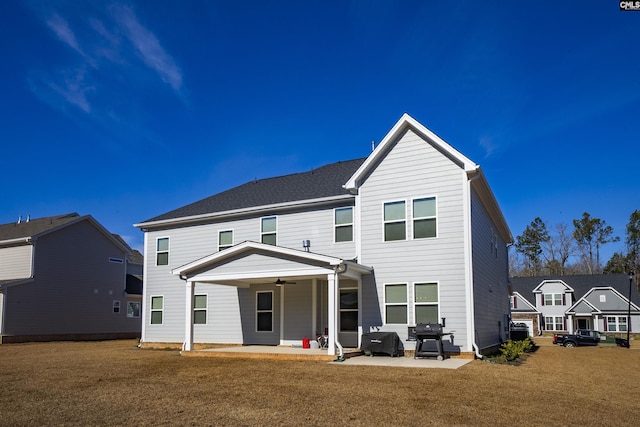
[[109, 257, 124, 264]]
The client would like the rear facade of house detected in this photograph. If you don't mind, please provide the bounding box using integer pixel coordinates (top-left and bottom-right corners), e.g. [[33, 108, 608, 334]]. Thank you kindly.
[[136, 114, 512, 357]]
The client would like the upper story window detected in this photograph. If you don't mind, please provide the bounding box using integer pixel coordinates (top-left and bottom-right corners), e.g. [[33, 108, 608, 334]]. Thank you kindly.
[[384, 283, 407, 324], [383, 201, 406, 241], [156, 238, 169, 266], [413, 197, 437, 239], [334, 207, 353, 242], [543, 293, 563, 306], [261, 217, 277, 246], [510, 295, 517, 309], [218, 230, 233, 251]]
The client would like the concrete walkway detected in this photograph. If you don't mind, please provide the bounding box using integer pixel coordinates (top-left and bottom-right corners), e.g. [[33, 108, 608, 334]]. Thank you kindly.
[[330, 355, 472, 369]]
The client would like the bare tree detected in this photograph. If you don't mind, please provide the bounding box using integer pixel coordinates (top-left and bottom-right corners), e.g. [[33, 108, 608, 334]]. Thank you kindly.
[[542, 223, 576, 275]]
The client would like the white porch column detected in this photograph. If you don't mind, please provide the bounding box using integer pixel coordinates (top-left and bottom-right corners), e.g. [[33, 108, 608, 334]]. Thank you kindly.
[[312, 278, 318, 339], [327, 272, 338, 356], [183, 280, 194, 351], [567, 314, 573, 334]]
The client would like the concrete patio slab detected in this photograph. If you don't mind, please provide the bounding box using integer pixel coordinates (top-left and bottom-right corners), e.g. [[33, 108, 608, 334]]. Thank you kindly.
[[330, 355, 473, 369]]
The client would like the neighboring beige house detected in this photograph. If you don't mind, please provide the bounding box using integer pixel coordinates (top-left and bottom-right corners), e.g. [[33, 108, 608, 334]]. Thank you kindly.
[[0, 213, 143, 343], [135, 114, 513, 357]]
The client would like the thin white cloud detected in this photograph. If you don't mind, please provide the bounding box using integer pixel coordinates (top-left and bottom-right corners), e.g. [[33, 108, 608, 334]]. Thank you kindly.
[[46, 13, 82, 54], [479, 136, 497, 159], [111, 4, 183, 91]]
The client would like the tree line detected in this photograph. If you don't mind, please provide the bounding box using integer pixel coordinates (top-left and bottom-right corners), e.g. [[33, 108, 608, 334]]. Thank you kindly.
[[510, 210, 640, 278]]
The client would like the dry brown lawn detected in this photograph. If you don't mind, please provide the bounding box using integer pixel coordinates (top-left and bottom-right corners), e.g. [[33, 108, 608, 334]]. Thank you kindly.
[[1, 339, 639, 426]]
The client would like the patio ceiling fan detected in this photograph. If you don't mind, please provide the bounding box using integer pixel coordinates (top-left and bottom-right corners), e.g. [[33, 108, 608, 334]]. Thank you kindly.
[[274, 278, 296, 285]]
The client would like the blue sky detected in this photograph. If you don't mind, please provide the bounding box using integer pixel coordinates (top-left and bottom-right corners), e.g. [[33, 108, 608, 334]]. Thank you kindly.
[[2, 1, 639, 265]]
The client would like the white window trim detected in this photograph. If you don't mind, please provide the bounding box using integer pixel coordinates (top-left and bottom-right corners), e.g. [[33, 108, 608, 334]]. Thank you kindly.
[[544, 316, 563, 331], [156, 237, 170, 266], [126, 301, 141, 318], [260, 216, 277, 246], [218, 229, 234, 251], [194, 294, 208, 325], [607, 316, 628, 332], [544, 293, 563, 306], [384, 283, 408, 324], [339, 287, 358, 332], [334, 207, 354, 243], [411, 196, 438, 240], [382, 200, 407, 242], [256, 290, 274, 332], [413, 281, 440, 325], [150, 295, 164, 325]]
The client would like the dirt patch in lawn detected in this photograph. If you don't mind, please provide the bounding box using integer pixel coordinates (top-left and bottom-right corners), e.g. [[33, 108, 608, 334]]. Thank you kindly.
[[1, 339, 639, 426]]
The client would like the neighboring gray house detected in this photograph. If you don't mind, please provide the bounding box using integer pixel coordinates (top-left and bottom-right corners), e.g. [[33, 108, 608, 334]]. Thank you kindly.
[[0, 213, 143, 343], [135, 114, 513, 357], [510, 274, 640, 335]]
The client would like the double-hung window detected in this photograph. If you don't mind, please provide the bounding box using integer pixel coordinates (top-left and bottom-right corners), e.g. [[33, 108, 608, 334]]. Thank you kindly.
[[334, 207, 353, 242], [544, 293, 563, 306], [156, 237, 169, 266], [261, 217, 277, 246], [150, 296, 163, 324], [545, 316, 563, 331], [385, 283, 407, 324], [607, 316, 627, 332], [218, 230, 233, 251], [194, 294, 207, 325], [413, 197, 437, 239], [256, 291, 273, 332], [384, 201, 406, 241], [414, 283, 438, 324]]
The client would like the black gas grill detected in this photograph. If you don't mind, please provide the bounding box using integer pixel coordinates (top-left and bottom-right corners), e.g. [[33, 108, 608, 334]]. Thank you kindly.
[[414, 323, 446, 360]]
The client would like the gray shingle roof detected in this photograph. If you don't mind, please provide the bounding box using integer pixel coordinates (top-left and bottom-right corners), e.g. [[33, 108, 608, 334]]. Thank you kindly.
[[0, 213, 82, 241], [511, 274, 640, 306], [143, 158, 366, 223]]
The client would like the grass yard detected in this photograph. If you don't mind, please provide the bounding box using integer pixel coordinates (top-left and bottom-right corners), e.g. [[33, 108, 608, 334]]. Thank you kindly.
[[1, 339, 639, 426]]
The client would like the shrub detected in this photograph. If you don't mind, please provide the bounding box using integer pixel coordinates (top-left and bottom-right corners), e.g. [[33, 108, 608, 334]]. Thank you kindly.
[[500, 337, 533, 361]]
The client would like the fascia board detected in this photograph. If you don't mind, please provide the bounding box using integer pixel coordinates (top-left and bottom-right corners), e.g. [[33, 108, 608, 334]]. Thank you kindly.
[[344, 113, 478, 190], [468, 168, 513, 244], [0, 237, 32, 247], [513, 292, 539, 312], [532, 280, 574, 293], [135, 194, 354, 230]]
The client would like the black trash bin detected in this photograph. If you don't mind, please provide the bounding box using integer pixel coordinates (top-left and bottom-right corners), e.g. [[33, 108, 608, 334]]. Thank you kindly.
[[510, 323, 529, 341]]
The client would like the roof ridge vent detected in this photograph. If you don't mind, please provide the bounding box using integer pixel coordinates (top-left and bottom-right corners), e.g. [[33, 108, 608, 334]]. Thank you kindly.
[[17, 215, 22, 224]]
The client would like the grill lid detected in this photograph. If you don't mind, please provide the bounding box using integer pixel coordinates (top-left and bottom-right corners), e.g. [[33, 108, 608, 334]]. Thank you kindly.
[[415, 323, 443, 335]]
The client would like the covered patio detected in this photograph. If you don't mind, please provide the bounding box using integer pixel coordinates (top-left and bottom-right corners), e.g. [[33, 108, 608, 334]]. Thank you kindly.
[[172, 241, 373, 357]]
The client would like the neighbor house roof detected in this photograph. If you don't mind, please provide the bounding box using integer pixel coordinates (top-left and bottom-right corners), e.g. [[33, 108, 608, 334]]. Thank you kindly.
[[0, 213, 83, 243], [137, 157, 366, 228], [0, 213, 132, 255], [511, 274, 640, 306]]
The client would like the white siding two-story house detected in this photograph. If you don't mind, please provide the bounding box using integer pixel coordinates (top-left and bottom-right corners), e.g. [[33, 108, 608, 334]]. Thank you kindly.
[[135, 114, 513, 357]]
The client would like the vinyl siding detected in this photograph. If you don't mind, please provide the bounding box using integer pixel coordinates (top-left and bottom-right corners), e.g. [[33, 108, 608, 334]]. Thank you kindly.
[[142, 204, 355, 344], [3, 220, 137, 336], [470, 186, 511, 351], [0, 245, 33, 280], [358, 129, 468, 350]]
